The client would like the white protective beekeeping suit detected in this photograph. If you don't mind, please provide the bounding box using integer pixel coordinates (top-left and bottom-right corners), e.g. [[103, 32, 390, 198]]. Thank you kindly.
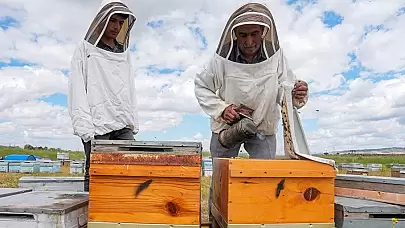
[[195, 2, 304, 139], [68, 0, 139, 143], [194, 3, 336, 167]]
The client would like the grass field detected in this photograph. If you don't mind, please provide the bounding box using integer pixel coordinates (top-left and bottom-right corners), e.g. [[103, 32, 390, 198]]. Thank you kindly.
[[0, 146, 85, 160], [318, 154, 405, 165], [1, 146, 404, 223]]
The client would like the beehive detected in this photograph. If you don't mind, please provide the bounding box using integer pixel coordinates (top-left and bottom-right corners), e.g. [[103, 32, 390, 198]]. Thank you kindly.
[[0, 161, 9, 172], [70, 160, 85, 174], [39, 161, 62, 173], [335, 196, 405, 228], [39, 161, 54, 173], [88, 140, 202, 227], [391, 166, 405, 177], [19, 176, 85, 192], [8, 161, 21, 173], [346, 168, 369, 176], [20, 161, 40, 173], [0, 191, 88, 228], [212, 158, 336, 227]]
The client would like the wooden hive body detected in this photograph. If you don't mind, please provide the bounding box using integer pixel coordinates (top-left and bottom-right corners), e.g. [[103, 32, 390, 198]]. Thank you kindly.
[[88, 140, 202, 227], [212, 158, 336, 227]]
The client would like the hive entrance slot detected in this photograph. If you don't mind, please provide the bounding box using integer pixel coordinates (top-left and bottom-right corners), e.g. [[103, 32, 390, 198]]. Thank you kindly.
[[369, 214, 405, 219], [117, 146, 174, 152], [0, 212, 35, 220]]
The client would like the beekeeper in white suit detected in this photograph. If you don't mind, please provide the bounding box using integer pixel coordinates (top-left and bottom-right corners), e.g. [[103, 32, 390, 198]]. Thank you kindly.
[[194, 2, 309, 224], [67, 0, 139, 192]]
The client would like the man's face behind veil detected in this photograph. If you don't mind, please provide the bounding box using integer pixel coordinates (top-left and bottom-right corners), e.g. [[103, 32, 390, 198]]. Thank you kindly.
[[235, 24, 263, 57], [104, 14, 127, 40]]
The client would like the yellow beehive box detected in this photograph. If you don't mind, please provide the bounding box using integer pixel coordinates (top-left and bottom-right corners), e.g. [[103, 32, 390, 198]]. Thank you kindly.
[[88, 140, 202, 227], [212, 158, 336, 227]]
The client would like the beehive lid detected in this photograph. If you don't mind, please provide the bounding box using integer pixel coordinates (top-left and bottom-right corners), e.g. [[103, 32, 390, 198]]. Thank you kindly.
[[336, 174, 405, 185], [0, 188, 32, 198], [19, 176, 84, 183], [0, 191, 88, 214], [335, 196, 405, 214], [91, 140, 202, 166], [92, 140, 202, 154]]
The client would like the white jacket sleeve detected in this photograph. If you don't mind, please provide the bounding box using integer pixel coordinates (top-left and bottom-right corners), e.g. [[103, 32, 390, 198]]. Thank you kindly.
[[129, 54, 139, 135], [67, 43, 95, 142], [194, 57, 230, 122], [276, 49, 308, 109]]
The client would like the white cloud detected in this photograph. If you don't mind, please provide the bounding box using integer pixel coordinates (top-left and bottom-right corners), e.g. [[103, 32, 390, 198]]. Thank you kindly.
[[301, 74, 405, 153], [0, 66, 67, 111], [356, 14, 405, 72], [0, 0, 404, 154], [178, 132, 211, 153]]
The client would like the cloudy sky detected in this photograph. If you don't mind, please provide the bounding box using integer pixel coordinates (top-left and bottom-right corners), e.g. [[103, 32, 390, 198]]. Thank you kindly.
[[0, 0, 404, 154]]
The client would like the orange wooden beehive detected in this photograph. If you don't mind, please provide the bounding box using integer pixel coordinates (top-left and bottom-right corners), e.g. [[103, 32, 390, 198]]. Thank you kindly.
[[212, 158, 337, 227], [87, 140, 202, 227]]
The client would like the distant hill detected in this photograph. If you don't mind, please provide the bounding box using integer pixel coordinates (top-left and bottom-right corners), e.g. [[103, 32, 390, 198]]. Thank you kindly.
[[0, 145, 84, 160], [326, 147, 405, 155]]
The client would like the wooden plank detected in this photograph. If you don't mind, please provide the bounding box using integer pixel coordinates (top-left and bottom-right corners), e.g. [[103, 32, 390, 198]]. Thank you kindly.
[[90, 164, 201, 178], [88, 176, 200, 225], [335, 174, 405, 194], [90, 153, 201, 166], [212, 158, 229, 223], [230, 169, 336, 178], [335, 187, 405, 205], [227, 177, 335, 224], [228, 159, 336, 178], [335, 179, 405, 194], [212, 204, 227, 228], [213, 203, 334, 228]]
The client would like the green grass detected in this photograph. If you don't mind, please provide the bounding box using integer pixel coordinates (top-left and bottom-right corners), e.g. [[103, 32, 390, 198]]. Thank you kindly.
[[201, 176, 211, 223], [0, 146, 85, 160], [316, 154, 405, 165]]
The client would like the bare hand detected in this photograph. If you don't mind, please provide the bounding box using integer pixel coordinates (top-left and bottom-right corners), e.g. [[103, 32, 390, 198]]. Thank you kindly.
[[234, 104, 254, 118], [293, 80, 308, 101], [222, 104, 240, 124]]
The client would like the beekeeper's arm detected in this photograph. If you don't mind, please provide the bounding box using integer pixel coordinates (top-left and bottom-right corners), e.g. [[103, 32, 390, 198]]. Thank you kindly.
[[67, 43, 95, 142], [194, 58, 230, 122], [276, 49, 308, 109], [128, 53, 140, 135]]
